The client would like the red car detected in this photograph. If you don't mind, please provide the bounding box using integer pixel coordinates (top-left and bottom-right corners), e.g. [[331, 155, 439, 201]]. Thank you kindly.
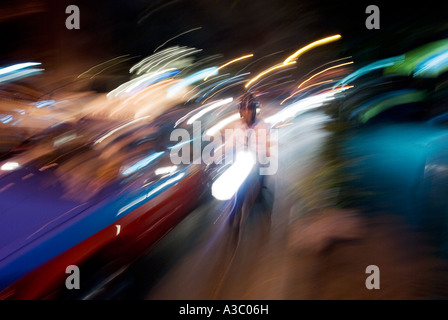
[[0, 107, 209, 299]]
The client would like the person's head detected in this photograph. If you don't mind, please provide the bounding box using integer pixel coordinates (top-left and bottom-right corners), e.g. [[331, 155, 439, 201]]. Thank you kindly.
[[238, 92, 259, 126]]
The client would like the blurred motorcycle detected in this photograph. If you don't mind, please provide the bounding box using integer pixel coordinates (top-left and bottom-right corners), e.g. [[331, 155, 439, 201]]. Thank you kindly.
[[210, 151, 263, 242]]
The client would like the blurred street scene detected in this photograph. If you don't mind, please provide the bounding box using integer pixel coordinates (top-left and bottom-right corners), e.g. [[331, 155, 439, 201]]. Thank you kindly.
[[1, 0, 448, 300]]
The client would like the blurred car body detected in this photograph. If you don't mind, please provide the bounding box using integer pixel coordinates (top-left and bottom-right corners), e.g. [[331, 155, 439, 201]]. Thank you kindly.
[[0, 106, 210, 299], [330, 60, 448, 257]]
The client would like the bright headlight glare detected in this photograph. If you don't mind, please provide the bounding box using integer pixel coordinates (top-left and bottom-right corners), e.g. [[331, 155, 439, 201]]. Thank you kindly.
[[1, 161, 20, 171], [211, 151, 255, 201]]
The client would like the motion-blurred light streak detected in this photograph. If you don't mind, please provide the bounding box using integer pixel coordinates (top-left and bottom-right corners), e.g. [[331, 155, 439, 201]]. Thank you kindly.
[[167, 67, 218, 98], [154, 27, 203, 53], [121, 151, 165, 176], [200, 79, 246, 104], [349, 89, 427, 123], [384, 38, 448, 77], [0, 115, 13, 124], [281, 80, 335, 105], [414, 50, 448, 78], [297, 61, 353, 89], [211, 151, 255, 201], [130, 46, 200, 75], [283, 34, 342, 64], [1, 162, 20, 171], [0, 62, 41, 76], [254, 75, 293, 91], [94, 116, 151, 145], [266, 87, 351, 125], [187, 98, 233, 124], [77, 55, 131, 79], [32, 100, 56, 109], [141, 48, 200, 75], [303, 56, 353, 78], [185, 73, 231, 102], [181, 54, 223, 76], [126, 69, 179, 94], [201, 73, 249, 98], [204, 54, 253, 81], [175, 96, 232, 127], [117, 171, 186, 216], [205, 113, 241, 136], [0, 68, 44, 83], [334, 55, 405, 88], [155, 166, 178, 175], [108, 69, 179, 98], [245, 61, 296, 89], [130, 47, 178, 73], [245, 35, 341, 89], [236, 51, 284, 76]]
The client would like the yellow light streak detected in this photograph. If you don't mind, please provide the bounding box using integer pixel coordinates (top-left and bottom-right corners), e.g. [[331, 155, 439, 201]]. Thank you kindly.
[[297, 61, 353, 89], [283, 34, 342, 64], [281, 80, 334, 105], [244, 61, 296, 89], [244, 35, 342, 90], [204, 54, 254, 81]]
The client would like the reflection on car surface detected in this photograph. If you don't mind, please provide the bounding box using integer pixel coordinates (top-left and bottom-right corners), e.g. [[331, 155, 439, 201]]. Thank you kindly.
[[0, 107, 209, 299]]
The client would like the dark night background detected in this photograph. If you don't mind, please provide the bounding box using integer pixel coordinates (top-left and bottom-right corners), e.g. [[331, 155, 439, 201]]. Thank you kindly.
[[1, 0, 447, 90]]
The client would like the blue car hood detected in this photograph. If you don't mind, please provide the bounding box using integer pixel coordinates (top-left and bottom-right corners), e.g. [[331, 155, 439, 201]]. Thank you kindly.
[[0, 166, 92, 262]]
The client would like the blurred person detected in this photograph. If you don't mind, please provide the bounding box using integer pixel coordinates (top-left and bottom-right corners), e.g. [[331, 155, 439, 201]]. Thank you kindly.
[[223, 92, 277, 240], [224, 92, 276, 173]]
